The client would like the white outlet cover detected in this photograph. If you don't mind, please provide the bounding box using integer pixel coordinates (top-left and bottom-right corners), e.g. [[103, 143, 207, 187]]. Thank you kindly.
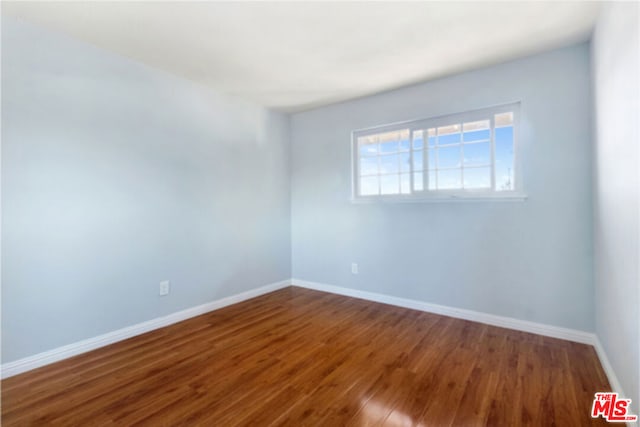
[[159, 280, 170, 296]]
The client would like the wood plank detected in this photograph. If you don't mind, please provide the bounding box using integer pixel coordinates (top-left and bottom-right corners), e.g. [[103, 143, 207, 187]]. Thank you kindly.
[[1, 287, 611, 426]]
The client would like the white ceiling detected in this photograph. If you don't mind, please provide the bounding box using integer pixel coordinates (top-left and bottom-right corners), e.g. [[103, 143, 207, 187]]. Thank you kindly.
[[2, 1, 600, 112]]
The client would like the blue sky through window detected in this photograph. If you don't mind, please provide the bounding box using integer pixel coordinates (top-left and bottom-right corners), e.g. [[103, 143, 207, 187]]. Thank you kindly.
[[356, 110, 515, 196], [495, 126, 514, 190]]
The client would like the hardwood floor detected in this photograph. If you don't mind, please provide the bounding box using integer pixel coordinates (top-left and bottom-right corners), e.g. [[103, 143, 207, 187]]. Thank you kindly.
[[2, 287, 610, 426]]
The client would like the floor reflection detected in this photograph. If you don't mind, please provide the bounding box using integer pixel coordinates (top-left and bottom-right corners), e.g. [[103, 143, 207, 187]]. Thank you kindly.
[[361, 398, 425, 427]]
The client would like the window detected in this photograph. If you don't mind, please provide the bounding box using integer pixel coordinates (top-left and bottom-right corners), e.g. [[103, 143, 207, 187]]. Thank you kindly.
[[352, 103, 522, 201]]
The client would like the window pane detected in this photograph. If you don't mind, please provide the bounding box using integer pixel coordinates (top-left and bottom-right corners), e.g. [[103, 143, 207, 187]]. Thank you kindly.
[[400, 152, 411, 172], [463, 142, 491, 166], [353, 104, 518, 199], [495, 126, 513, 144], [360, 156, 378, 175], [495, 126, 514, 191], [399, 130, 411, 151], [379, 154, 400, 174], [437, 124, 461, 135], [427, 128, 437, 147], [428, 148, 436, 170], [379, 140, 399, 153], [464, 167, 491, 189], [463, 129, 490, 142], [438, 133, 461, 145], [380, 174, 399, 195], [400, 173, 411, 194], [496, 165, 514, 191], [413, 150, 423, 171], [437, 146, 461, 169], [413, 130, 424, 150], [438, 169, 462, 189], [378, 130, 400, 142], [463, 120, 489, 132], [377, 129, 410, 152], [413, 172, 423, 191], [463, 121, 490, 142], [428, 171, 436, 190], [360, 176, 379, 196], [495, 112, 513, 127], [359, 141, 378, 156], [437, 124, 461, 145]]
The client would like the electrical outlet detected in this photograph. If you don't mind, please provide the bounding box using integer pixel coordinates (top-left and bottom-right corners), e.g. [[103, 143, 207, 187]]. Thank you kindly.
[[351, 263, 358, 274], [159, 280, 170, 296]]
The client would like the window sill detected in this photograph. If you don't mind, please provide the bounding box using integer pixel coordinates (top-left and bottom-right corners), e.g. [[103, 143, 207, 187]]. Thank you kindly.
[[350, 193, 528, 204]]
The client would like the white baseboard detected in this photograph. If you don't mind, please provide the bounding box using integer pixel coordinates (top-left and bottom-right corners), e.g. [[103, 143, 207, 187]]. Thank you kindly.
[[593, 337, 636, 426], [4, 276, 629, 421], [292, 278, 596, 344], [292, 278, 636, 418], [1, 279, 291, 379]]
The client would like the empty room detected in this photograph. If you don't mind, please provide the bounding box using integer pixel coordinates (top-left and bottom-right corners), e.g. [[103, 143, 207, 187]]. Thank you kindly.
[[1, 1, 638, 425]]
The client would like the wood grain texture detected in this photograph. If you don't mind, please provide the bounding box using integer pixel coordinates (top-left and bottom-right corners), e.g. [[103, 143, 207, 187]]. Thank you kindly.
[[1, 287, 611, 426]]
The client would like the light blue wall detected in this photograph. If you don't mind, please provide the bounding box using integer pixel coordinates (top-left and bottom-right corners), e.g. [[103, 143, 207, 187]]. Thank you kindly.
[[1, 15, 602, 366], [291, 44, 595, 332], [1, 17, 291, 363], [592, 2, 639, 407]]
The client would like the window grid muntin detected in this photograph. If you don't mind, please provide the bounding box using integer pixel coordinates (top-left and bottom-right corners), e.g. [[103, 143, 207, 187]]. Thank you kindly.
[[354, 103, 518, 199]]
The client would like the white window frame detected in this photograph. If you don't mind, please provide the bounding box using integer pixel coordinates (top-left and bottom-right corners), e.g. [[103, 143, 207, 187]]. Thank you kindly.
[[351, 102, 526, 202]]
